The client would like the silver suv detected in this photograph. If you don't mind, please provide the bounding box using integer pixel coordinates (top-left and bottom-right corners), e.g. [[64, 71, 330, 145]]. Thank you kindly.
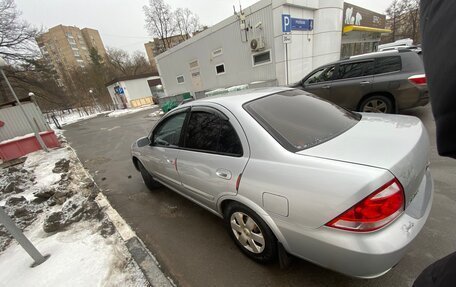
[[293, 50, 429, 113]]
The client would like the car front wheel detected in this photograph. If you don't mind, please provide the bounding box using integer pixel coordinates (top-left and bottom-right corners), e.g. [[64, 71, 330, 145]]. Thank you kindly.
[[138, 161, 161, 191], [225, 203, 277, 263]]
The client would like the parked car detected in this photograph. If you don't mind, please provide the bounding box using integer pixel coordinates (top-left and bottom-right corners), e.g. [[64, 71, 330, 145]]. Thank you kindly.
[[291, 50, 428, 113], [131, 87, 433, 278]]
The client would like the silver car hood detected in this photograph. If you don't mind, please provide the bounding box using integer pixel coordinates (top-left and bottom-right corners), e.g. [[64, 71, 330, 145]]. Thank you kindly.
[[298, 113, 430, 206]]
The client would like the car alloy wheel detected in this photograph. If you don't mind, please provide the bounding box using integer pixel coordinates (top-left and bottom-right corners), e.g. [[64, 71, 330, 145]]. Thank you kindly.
[[362, 99, 389, 113], [230, 212, 265, 254], [360, 94, 394, 114]]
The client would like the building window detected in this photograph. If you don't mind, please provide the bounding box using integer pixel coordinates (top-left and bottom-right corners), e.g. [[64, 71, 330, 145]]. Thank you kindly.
[[68, 38, 76, 45], [66, 32, 74, 38], [189, 60, 199, 69], [177, 75, 185, 84], [212, 48, 223, 58], [215, 63, 225, 75], [252, 50, 271, 66], [74, 50, 80, 57]]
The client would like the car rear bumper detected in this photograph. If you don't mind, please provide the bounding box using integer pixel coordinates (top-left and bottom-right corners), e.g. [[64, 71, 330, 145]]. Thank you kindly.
[[416, 90, 430, 107], [278, 168, 433, 278]]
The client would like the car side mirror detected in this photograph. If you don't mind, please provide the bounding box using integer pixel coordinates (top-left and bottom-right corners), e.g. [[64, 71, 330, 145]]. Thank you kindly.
[[137, 136, 152, 147]]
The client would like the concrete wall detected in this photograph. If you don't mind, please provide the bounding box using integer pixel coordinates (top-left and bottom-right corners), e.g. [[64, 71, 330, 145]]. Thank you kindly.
[[272, 0, 343, 85], [312, 0, 343, 68]]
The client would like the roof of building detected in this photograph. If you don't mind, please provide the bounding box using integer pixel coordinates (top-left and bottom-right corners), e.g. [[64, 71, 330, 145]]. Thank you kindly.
[[155, 0, 273, 60], [105, 72, 160, 87], [0, 96, 33, 108]]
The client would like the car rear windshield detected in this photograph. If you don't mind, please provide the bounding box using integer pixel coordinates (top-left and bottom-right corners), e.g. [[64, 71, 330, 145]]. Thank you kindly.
[[243, 90, 361, 152]]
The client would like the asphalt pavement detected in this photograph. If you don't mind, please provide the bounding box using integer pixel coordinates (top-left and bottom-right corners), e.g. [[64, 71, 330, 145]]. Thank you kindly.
[[63, 105, 456, 287]]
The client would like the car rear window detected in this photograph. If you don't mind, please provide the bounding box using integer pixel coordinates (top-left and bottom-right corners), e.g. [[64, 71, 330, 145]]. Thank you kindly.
[[243, 90, 361, 152]]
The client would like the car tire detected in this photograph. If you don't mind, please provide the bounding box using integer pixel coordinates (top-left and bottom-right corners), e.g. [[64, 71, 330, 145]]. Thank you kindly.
[[359, 95, 394, 113], [138, 161, 161, 191], [224, 202, 277, 263]]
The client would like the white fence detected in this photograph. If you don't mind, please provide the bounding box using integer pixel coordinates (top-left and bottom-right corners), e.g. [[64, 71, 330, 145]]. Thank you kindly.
[[0, 102, 50, 142]]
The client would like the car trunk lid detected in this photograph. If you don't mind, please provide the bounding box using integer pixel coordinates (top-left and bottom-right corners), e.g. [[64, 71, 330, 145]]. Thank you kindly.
[[297, 113, 430, 207]]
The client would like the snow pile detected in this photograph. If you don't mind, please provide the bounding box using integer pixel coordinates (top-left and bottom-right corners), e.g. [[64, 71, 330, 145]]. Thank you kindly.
[[108, 105, 158, 118], [149, 110, 164, 118], [49, 110, 111, 127], [0, 146, 148, 286]]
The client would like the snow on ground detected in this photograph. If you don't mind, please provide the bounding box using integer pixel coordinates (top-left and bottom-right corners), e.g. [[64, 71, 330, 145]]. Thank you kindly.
[[0, 220, 148, 287], [51, 110, 111, 127], [149, 110, 164, 118], [21, 148, 70, 201], [0, 140, 149, 286], [108, 105, 158, 118]]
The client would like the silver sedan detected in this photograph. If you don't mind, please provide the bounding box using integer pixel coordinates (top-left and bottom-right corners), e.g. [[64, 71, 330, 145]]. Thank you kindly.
[[131, 87, 433, 278]]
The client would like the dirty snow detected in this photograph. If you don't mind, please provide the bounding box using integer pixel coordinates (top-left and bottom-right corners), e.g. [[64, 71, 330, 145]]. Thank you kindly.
[[0, 141, 149, 286], [108, 105, 158, 118], [21, 148, 70, 200]]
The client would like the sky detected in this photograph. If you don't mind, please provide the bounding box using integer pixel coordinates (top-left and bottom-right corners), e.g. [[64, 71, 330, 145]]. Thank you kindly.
[[14, 0, 394, 56]]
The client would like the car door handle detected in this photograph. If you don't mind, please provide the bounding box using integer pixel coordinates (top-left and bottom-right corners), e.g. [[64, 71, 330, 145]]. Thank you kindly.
[[322, 85, 330, 89], [360, 81, 371, 85], [166, 159, 175, 164], [216, 169, 232, 180]]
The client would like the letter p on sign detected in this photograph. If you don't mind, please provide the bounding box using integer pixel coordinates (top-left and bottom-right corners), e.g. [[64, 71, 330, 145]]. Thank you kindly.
[[282, 14, 291, 33]]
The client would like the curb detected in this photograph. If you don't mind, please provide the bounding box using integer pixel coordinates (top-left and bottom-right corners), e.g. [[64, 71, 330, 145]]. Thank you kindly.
[[96, 194, 175, 287], [66, 145, 175, 287]]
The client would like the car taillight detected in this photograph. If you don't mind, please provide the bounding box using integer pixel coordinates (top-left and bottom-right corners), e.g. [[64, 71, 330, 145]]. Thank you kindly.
[[326, 178, 405, 232], [408, 74, 427, 86]]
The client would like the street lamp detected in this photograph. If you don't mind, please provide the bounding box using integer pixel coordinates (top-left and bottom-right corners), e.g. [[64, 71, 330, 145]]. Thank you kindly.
[[0, 57, 48, 152], [88, 89, 99, 111]]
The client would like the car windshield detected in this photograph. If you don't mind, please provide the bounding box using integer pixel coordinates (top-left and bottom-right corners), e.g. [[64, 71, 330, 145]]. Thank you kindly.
[[243, 90, 361, 152]]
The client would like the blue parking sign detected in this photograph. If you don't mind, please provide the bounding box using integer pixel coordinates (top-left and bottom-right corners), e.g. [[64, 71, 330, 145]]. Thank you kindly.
[[282, 14, 291, 33]]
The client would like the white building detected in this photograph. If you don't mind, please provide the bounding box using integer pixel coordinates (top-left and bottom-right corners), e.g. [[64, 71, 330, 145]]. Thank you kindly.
[[105, 73, 163, 109], [156, 0, 388, 99]]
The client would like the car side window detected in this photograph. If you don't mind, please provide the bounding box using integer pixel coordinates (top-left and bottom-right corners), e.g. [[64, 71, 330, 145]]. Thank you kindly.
[[375, 56, 401, 74], [184, 110, 243, 156], [337, 61, 374, 79], [152, 112, 187, 147], [185, 111, 219, 152], [304, 66, 335, 85], [219, 120, 243, 155]]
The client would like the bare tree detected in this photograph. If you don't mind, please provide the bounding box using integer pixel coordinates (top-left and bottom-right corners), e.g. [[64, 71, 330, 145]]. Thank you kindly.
[[106, 47, 151, 76], [143, 0, 175, 54], [174, 8, 202, 41], [384, 0, 420, 44], [0, 0, 39, 63]]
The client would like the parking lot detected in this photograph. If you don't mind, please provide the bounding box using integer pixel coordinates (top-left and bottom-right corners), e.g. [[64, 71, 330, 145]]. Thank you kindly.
[[64, 105, 456, 287]]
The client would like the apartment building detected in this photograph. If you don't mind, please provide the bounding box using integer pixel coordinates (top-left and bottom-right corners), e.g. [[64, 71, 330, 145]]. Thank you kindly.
[[36, 25, 107, 85], [144, 34, 188, 70]]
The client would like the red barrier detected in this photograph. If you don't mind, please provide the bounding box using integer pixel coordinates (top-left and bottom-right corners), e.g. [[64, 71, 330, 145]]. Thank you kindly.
[[0, 131, 60, 161]]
